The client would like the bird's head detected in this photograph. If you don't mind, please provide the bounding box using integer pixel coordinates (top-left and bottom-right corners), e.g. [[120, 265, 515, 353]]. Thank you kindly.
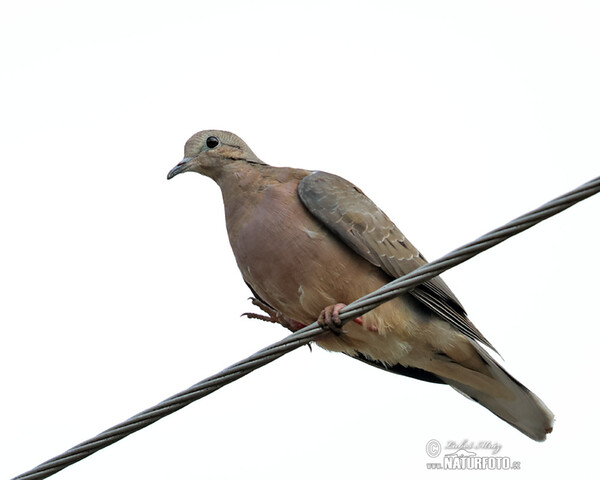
[[167, 130, 265, 180]]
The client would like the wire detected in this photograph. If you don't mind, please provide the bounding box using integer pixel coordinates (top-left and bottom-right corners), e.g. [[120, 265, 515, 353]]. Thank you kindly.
[[12, 175, 600, 480]]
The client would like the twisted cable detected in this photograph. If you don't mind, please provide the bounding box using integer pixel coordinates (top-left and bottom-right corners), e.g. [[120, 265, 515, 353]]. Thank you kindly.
[[12, 175, 600, 480]]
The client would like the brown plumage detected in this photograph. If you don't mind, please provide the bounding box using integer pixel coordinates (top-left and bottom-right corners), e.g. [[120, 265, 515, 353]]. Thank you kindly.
[[167, 129, 554, 441]]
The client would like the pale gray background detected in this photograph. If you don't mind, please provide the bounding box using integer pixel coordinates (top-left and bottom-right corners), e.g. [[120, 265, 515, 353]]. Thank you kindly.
[[2, 1, 599, 478]]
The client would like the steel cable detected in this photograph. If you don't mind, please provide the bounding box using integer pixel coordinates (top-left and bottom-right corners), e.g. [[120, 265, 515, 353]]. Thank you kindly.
[[12, 175, 600, 480]]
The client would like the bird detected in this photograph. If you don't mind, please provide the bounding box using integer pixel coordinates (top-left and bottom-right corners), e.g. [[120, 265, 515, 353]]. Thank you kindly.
[[167, 129, 554, 441]]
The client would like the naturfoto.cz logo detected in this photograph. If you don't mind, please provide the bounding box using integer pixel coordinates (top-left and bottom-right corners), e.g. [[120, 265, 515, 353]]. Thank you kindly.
[[425, 439, 521, 470]]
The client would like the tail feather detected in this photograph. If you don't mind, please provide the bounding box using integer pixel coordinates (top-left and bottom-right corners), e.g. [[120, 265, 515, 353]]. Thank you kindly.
[[438, 340, 554, 441]]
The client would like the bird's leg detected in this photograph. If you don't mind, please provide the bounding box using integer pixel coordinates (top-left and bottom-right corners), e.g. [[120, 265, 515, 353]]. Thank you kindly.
[[317, 303, 370, 335], [242, 297, 306, 332]]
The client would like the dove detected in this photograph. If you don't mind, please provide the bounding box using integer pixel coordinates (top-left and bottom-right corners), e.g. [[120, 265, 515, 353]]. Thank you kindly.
[[167, 129, 554, 441]]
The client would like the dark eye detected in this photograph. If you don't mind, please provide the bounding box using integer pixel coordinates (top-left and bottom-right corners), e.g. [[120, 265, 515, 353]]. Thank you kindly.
[[206, 136, 219, 149]]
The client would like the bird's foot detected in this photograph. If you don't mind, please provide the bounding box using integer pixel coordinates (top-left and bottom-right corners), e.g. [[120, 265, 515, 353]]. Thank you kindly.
[[242, 297, 280, 324], [317, 303, 367, 335], [242, 297, 306, 332]]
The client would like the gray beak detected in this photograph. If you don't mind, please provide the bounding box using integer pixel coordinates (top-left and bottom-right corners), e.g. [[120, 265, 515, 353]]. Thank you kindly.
[[167, 157, 193, 180]]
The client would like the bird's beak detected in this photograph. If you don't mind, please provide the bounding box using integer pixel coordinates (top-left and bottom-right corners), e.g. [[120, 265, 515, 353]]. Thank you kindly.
[[167, 157, 193, 180]]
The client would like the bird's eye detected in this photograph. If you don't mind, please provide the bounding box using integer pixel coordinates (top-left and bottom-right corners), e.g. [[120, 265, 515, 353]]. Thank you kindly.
[[206, 136, 219, 149]]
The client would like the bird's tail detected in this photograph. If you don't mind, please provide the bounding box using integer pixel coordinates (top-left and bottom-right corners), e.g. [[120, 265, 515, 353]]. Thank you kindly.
[[433, 340, 554, 441]]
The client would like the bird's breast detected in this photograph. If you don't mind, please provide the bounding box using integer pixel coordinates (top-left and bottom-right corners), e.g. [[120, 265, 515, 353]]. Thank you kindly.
[[223, 179, 384, 325]]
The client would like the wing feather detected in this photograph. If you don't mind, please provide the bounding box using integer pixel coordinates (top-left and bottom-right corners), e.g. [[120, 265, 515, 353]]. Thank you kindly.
[[298, 171, 496, 352]]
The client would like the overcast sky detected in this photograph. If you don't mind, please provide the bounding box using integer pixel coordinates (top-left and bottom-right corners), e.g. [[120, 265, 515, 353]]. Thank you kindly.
[[2, 1, 599, 479]]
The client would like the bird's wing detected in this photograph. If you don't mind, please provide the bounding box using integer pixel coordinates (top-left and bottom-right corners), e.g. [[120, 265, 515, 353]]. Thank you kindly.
[[298, 171, 496, 352]]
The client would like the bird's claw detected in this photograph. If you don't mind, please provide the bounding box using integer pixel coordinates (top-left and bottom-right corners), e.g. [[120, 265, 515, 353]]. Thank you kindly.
[[242, 297, 306, 332], [317, 303, 369, 335], [242, 297, 279, 323], [241, 311, 274, 322], [317, 303, 347, 335]]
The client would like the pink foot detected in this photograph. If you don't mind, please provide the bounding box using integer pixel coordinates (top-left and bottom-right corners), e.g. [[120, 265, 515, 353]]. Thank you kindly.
[[242, 297, 306, 332], [317, 303, 366, 335]]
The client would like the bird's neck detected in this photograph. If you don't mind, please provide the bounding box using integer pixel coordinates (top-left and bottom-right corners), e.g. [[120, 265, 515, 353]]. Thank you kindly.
[[214, 162, 274, 224], [214, 162, 269, 197], [213, 162, 309, 233]]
